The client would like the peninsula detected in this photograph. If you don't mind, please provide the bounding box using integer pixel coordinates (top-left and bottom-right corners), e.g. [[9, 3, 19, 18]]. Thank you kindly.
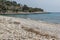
[[0, 0, 44, 14]]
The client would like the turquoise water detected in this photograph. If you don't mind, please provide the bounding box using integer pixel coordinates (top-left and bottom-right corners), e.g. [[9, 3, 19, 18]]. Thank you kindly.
[[1, 12, 60, 24]]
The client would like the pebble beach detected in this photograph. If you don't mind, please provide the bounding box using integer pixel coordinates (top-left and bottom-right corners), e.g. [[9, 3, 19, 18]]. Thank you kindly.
[[0, 16, 60, 40]]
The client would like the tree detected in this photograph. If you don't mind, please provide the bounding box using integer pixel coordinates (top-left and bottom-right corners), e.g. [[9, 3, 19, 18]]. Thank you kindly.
[[12, 1, 17, 6], [0, 0, 6, 2], [5, 1, 12, 6], [0, 5, 7, 13], [22, 5, 29, 11], [17, 4, 20, 7]]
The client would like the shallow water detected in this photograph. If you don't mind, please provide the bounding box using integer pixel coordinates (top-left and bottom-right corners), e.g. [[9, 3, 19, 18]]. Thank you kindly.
[[1, 12, 60, 24]]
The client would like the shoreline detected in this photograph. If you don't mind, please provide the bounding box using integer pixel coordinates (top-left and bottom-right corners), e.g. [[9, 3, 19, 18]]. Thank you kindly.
[[0, 12, 47, 14], [0, 15, 60, 40]]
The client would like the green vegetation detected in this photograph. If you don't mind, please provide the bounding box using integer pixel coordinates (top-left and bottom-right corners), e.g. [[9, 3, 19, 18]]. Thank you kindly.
[[0, 0, 44, 13]]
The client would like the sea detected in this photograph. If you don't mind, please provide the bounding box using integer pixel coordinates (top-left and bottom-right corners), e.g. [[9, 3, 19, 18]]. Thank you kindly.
[[1, 12, 60, 24]]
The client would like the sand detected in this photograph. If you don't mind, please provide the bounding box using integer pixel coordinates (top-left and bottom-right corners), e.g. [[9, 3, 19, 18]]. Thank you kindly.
[[0, 16, 60, 40]]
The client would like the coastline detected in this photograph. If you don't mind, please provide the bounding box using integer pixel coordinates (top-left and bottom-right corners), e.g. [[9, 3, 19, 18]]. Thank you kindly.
[[0, 15, 60, 40], [0, 12, 47, 14]]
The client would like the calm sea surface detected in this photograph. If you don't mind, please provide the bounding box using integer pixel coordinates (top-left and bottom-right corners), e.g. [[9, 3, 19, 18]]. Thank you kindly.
[[1, 12, 60, 24]]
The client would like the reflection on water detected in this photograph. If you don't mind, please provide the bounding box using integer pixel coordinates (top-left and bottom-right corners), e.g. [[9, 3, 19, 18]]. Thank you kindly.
[[1, 12, 60, 24]]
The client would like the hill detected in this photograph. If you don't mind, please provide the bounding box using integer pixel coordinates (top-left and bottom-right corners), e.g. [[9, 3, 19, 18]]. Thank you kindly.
[[0, 0, 44, 14]]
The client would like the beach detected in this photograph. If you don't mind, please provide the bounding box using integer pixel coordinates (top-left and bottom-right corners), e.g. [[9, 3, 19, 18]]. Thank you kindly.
[[0, 15, 60, 40]]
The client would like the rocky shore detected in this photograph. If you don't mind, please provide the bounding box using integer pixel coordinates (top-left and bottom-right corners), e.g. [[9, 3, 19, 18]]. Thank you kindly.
[[0, 16, 60, 40], [1, 12, 44, 14]]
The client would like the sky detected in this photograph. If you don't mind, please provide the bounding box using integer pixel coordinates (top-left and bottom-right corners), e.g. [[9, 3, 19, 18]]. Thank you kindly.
[[12, 0, 60, 12]]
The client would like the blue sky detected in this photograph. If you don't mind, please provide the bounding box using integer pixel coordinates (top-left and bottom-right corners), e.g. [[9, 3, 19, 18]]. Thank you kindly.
[[12, 0, 60, 12]]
